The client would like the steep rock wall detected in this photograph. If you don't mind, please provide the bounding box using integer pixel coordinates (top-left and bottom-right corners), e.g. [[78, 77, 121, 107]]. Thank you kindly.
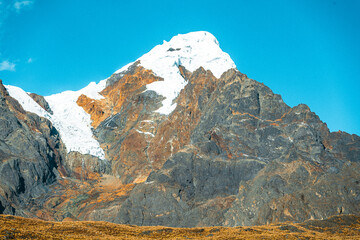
[[0, 80, 68, 217]]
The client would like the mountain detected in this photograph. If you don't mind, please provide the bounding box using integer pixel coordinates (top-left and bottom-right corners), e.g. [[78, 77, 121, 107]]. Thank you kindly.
[[0, 31, 359, 227]]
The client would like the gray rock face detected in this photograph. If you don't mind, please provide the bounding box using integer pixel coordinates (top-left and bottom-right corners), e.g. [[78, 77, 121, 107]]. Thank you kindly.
[[95, 76, 166, 183], [105, 60, 141, 87], [66, 152, 111, 176], [117, 149, 265, 227], [111, 68, 360, 227], [28, 93, 53, 114], [0, 80, 68, 216]]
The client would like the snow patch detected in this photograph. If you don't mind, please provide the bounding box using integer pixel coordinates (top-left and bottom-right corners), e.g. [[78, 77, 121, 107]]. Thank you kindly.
[[299, 122, 307, 127], [5, 85, 51, 119], [78, 80, 107, 100], [135, 129, 155, 137]]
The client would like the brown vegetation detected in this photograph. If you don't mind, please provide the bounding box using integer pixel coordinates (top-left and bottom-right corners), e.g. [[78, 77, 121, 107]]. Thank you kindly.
[[1, 214, 360, 239]]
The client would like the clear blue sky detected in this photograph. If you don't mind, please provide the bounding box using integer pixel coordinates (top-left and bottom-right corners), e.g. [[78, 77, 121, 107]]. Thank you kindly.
[[0, 0, 359, 135]]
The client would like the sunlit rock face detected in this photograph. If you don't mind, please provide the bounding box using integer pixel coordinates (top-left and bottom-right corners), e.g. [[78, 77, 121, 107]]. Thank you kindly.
[[1, 31, 359, 227]]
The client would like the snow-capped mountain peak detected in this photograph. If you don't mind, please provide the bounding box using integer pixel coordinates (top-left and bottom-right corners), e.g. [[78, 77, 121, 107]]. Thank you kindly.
[[136, 31, 236, 114]]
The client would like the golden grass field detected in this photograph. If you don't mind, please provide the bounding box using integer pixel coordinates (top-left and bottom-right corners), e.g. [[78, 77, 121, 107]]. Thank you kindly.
[[1, 214, 360, 239]]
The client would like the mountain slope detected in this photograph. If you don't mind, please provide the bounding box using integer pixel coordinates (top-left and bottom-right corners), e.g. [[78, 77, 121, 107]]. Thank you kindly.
[[0, 81, 68, 216], [108, 68, 360, 227], [0, 31, 359, 227]]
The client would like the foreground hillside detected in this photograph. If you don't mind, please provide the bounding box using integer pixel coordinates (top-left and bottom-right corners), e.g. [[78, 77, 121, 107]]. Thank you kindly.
[[1, 214, 360, 239]]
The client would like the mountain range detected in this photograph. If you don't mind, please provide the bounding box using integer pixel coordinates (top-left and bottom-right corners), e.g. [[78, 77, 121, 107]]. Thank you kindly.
[[0, 31, 359, 227]]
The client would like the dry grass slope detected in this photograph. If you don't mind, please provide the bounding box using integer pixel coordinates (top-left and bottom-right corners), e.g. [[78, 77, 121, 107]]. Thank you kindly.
[[1, 214, 360, 239]]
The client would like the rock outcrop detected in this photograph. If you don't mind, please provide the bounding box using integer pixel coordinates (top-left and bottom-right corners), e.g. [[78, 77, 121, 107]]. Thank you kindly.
[[28, 93, 53, 114], [0, 80, 68, 217]]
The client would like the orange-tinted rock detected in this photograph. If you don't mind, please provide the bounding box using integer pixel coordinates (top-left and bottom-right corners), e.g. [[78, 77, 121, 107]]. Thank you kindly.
[[77, 66, 162, 128], [148, 67, 219, 170], [76, 94, 108, 128], [75, 65, 165, 184]]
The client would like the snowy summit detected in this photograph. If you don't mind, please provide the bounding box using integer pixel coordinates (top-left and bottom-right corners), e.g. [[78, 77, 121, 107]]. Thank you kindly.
[[138, 31, 236, 114], [5, 31, 236, 159]]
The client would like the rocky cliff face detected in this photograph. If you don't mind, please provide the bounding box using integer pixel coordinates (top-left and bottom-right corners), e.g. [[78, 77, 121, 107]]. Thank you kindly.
[[0, 80, 68, 216], [1, 31, 359, 227], [98, 67, 359, 227]]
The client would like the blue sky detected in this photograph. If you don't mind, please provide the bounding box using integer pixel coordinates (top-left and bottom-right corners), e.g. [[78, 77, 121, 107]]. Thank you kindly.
[[0, 0, 359, 135]]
